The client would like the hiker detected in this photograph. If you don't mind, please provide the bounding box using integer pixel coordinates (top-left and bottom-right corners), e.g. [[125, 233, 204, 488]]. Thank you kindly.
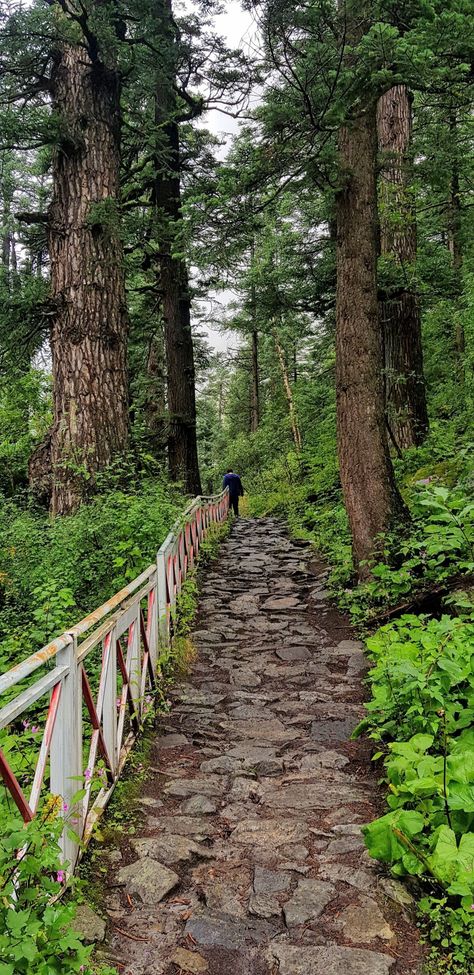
[[223, 468, 244, 517]]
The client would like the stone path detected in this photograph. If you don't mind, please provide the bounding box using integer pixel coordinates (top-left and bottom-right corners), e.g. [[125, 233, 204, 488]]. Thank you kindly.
[[100, 518, 422, 975]]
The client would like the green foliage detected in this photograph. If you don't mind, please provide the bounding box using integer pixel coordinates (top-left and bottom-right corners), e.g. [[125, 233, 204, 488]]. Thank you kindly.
[[419, 896, 474, 974], [358, 610, 474, 957], [0, 479, 182, 670], [0, 370, 51, 496], [340, 482, 474, 622], [0, 803, 105, 975]]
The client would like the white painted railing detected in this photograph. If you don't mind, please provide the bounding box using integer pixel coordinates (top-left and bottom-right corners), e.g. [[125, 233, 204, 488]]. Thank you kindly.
[[0, 489, 229, 871]]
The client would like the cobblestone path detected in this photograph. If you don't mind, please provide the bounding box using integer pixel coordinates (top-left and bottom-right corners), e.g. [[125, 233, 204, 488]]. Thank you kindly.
[[101, 518, 422, 975]]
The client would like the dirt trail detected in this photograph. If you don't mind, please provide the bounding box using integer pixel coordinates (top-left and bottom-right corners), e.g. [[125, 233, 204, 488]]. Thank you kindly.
[[99, 518, 422, 975]]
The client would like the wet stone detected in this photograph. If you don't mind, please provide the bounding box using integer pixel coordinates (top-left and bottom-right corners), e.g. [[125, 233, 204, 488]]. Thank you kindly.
[[275, 646, 311, 662], [231, 818, 310, 848], [204, 882, 247, 918], [180, 794, 217, 815], [253, 866, 292, 895], [310, 717, 359, 743], [262, 595, 301, 610], [223, 717, 291, 742], [319, 862, 376, 892], [283, 878, 335, 926], [158, 733, 189, 749], [300, 749, 349, 770], [200, 755, 242, 774], [325, 833, 365, 856], [164, 775, 225, 798], [262, 780, 366, 811], [265, 944, 395, 975], [248, 892, 282, 918], [184, 912, 277, 950], [131, 834, 211, 866], [336, 896, 395, 942], [150, 815, 216, 838], [117, 858, 179, 903], [169, 947, 209, 973]]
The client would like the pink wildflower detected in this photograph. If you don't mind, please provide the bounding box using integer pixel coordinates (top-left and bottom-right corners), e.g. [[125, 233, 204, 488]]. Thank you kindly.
[[56, 870, 65, 884], [84, 768, 92, 780], [62, 801, 69, 812]]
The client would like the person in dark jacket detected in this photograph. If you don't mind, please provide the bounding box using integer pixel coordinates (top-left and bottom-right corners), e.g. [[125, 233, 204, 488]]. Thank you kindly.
[[223, 468, 244, 516]]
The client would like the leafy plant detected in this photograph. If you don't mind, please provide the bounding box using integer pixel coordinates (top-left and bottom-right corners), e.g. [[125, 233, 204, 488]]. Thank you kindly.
[[0, 801, 108, 975]]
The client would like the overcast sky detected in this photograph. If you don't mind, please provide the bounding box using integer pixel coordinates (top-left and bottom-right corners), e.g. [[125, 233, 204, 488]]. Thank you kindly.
[[194, 2, 259, 355]]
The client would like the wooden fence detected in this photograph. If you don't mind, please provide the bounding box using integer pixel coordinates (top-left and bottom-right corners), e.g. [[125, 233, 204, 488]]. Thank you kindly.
[[0, 489, 229, 871]]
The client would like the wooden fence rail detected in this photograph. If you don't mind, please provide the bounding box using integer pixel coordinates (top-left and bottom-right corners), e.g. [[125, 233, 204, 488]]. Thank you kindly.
[[0, 489, 229, 871]]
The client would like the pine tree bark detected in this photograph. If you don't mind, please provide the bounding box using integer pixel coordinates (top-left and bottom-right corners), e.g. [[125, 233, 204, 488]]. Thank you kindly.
[[377, 85, 428, 449], [152, 0, 201, 495], [48, 44, 129, 515], [336, 92, 407, 575]]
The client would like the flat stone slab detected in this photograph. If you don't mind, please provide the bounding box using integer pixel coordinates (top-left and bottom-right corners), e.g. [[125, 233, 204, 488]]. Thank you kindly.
[[336, 896, 394, 942], [131, 834, 211, 866], [184, 912, 276, 950], [158, 733, 189, 749], [265, 944, 395, 975], [150, 815, 216, 838], [275, 646, 311, 661], [249, 892, 282, 918], [117, 858, 179, 903], [169, 947, 209, 973], [311, 717, 360, 743], [165, 775, 225, 798], [262, 781, 366, 810], [254, 866, 292, 895], [222, 718, 291, 742], [180, 795, 217, 815], [262, 595, 301, 610], [283, 878, 335, 926], [231, 819, 310, 848], [300, 750, 349, 770]]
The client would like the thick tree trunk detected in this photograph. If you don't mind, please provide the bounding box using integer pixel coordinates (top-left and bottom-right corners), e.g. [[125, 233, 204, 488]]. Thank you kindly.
[[377, 84, 428, 449], [152, 0, 201, 495], [47, 45, 129, 515], [336, 99, 407, 576]]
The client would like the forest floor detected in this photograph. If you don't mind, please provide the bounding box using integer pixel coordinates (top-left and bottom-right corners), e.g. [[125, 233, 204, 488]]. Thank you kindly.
[[96, 518, 424, 975]]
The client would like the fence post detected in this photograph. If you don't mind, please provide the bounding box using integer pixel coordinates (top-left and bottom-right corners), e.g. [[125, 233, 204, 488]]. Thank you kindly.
[[128, 610, 141, 718], [157, 547, 169, 648], [50, 635, 83, 872], [147, 580, 159, 676], [102, 627, 118, 776]]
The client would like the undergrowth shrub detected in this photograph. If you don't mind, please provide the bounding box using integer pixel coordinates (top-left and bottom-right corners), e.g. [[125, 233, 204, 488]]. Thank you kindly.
[[0, 479, 182, 670], [0, 802, 116, 975], [357, 612, 474, 972]]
